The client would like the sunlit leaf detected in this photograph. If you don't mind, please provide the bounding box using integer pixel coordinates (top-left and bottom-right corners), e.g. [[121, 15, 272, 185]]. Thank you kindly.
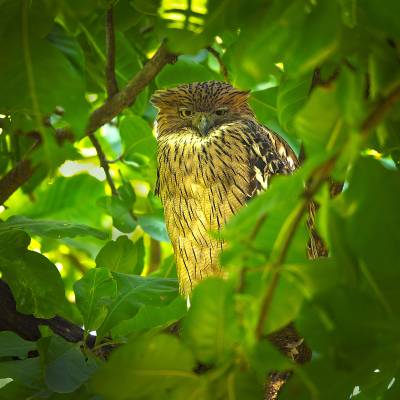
[[0, 215, 107, 240], [91, 334, 198, 399], [182, 278, 239, 364], [95, 235, 144, 275], [74, 267, 117, 332]]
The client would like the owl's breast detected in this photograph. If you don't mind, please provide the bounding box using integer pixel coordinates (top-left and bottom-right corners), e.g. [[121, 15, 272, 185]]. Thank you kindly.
[[157, 128, 252, 238]]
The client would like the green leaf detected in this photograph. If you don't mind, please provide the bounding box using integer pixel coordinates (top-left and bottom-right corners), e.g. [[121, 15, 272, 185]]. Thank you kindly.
[[97, 195, 137, 234], [119, 115, 157, 159], [39, 336, 97, 393], [0, 358, 42, 388], [363, 0, 400, 39], [0, 230, 31, 257], [150, 254, 177, 279], [0, 380, 35, 400], [332, 157, 400, 314], [91, 334, 197, 400], [182, 278, 239, 364], [138, 211, 170, 242], [118, 181, 136, 209], [95, 235, 144, 275], [262, 272, 304, 334], [0, 19, 88, 133], [0, 332, 36, 359], [249, 340, 292, 381], [20, 175, 105, 229], [0, 215, 107, 240], [74, 267, 117, 332], [97, 274, 179, 337], [277, 74, 312, 135], [111, 296, 187, 337], [0, 239, 66, 318], [285, 257, 341, 298], [156, 58, 219, 88], [210, 369, 264, 400], [294, 84, 344, 156], [284, 1, 340, 75], [249, 87, 278, 125]]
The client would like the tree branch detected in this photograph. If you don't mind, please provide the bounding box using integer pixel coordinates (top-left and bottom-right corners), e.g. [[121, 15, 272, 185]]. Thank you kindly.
[[86, 42, 176, 135], [0, 159, 35, 205], [0, 42, 176, 204], [105, 7, 118, 99], [0, 280, 95, 347]]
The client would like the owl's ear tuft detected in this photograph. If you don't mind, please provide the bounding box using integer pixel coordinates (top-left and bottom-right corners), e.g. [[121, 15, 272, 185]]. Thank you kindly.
[[150, 90, 170, 108], [230, 89, 251, 104], [235, 89, 251, 99]]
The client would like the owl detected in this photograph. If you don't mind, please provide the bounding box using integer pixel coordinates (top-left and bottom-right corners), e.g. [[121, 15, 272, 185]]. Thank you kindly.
[[151, 81, 299, 297]]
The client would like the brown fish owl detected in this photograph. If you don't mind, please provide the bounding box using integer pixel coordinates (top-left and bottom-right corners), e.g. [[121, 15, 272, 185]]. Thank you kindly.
[[151, 81, 298, 296]]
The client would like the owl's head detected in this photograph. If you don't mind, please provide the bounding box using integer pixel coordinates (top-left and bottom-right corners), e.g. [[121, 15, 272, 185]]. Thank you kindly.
[[151, 81, 254, 137]]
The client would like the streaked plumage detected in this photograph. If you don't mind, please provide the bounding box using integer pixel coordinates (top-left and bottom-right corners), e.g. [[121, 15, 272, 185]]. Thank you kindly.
[[151, 81, 301, 296]]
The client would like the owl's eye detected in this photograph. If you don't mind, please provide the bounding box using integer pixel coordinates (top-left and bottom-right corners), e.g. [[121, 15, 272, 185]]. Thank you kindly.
[[215, 107, 228, 116], [179, 108, 193, 118]]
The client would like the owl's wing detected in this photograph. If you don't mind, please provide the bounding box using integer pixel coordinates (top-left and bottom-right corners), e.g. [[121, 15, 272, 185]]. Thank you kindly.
[[247, 124, 298, 197], [248, 123, 327, 259]]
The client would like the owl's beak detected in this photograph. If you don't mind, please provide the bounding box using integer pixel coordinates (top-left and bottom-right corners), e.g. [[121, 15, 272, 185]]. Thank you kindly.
[[194, 113, 213, 136]]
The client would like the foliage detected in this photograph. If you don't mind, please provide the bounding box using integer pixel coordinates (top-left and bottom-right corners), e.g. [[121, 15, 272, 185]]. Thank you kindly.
[[0, 0, 400, 399]]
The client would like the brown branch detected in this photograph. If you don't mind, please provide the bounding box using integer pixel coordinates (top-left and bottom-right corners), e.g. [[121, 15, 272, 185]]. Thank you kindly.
[[207, 47, 229, 82], [0, 159, 35, 205], [0, 279, 95, 347], [0, 42, 176, 204], [105, 7, 118, 98], [86, 42, 176, 135]]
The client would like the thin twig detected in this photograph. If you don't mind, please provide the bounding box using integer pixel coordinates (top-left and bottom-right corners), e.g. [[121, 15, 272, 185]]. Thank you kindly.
[[105, 153, 124, 164], [361, 84, 400, 134], [88, 132, 118, 196], [207, 47, 229, 83], [105, 7, 118, 98]]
